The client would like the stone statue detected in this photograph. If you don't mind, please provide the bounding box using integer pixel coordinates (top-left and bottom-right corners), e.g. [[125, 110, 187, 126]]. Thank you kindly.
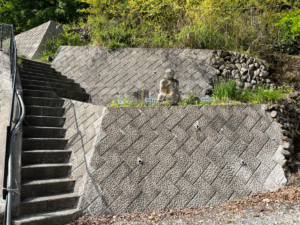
[[158, 69, 180, 105]]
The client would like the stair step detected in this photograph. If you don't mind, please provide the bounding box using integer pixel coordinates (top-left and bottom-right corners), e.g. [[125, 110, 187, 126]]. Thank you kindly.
[[19, 61, 56, 70], [20, 58, 52, 67], [20, 70, 64, 78], [24, 115, 65, 127], [23, 97, 64, 107], [21, 75, 75, 85], [25, 106, 65, 117], [21, 178, 76, 198], [21, 78, 80, 89], [21, 79, 84, 92], [23, 127, 66, 138], [19, 193, 79, 215], [22, 138, 68, 150], [19, 66, 55, 73], [19, 67, 59, 74], [22, 150, 71, 165], [23, 84, 89, 101], [19, 72, 70, 81], [12, 208, 82, 225], [23, 90, 59, 99], [21, 164, 71, 181]]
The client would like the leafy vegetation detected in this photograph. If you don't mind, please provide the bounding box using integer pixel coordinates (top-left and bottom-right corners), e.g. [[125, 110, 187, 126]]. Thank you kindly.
[[0, 0, 88, 34], [213, 79, 237, 101], [238, 87, 285, 104], [1, 0, 299, 56], [75, 0, 300, 56], [276, 9, 300, 45], [109, 80, 285, 107], [40, 22, 89, 62]]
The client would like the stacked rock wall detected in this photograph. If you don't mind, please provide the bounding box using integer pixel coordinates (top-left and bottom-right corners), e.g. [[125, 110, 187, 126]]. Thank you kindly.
[[211, 50, 276, 89], [64, 103, 287, 216]]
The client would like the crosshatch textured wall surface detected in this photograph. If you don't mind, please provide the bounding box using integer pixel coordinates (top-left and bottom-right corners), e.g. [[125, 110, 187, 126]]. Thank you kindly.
[[15, 21, 63, 59], [52, 47, 218, 105], [65, 103, 286, 216]]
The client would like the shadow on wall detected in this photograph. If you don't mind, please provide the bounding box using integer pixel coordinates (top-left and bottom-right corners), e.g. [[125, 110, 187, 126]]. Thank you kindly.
[[62, 99, 110, 215]]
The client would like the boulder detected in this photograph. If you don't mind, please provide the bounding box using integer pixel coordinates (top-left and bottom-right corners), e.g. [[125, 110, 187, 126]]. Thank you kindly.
[[244, 83, 252, 89], [280, 147, 291, 157], [270, 111, 277, 118], [236, 80, 244, 87], [240, 68, 248, 75], [221, 51, 231, 58], [235, 63, 242, 70], [287, 92, 299, 99], [282, 141, 291, 150], [251, 80, 257, 85], [259, 70, 269, 77]]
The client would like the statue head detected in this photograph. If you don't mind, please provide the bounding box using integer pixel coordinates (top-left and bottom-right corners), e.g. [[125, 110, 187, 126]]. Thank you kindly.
[[165, 69, 175, 80]]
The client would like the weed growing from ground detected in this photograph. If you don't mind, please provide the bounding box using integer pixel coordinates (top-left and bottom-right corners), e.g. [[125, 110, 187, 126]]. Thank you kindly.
[[238, 87, 284, 104], [213, 79, 237, 101], [179, 90, 199, 106]]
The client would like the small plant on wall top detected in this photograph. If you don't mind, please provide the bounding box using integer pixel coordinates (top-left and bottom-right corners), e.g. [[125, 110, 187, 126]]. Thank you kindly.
[[110, 97, 134, 107]]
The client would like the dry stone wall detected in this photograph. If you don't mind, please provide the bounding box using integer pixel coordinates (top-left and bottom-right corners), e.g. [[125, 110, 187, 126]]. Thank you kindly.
[[64, 103, 287, 216], [211, 51, 275, 89], [52, 47, 218, 105]]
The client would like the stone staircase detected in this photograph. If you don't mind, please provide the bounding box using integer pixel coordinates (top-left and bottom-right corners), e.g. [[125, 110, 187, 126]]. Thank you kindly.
[[12, 59, 87, 225]]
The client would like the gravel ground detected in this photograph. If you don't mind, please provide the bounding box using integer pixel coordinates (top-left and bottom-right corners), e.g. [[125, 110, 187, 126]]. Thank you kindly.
[[155, 200, 300, 225], [67, 185, 300, 225]]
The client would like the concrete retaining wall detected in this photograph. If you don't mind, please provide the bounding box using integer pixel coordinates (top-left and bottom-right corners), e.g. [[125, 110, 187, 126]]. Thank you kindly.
[[61, 99, 105, 211], [15, 21, 63, 59], [64, 103, 286, 216], [52, 47, 218, 105]]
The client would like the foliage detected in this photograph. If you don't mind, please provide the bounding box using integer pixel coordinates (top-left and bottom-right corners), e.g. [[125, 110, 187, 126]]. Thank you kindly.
[[276, 9, 300, 45], [238, 87, 284, 104], [213, 79, 237, 101], [211, 79, 284, 104], [285, 87, 294, 93], [179, 90, 200, 106], [78, 0, 299, 55], [40, 23, 88, 62], [0, 0, 88, 34], [110, 97, 135, 107]]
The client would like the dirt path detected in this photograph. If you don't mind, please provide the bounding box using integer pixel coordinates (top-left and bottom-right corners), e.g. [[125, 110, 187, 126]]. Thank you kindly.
[[67, 185, 300, 225]]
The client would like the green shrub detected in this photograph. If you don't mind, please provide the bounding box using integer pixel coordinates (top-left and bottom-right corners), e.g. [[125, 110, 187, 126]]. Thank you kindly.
[[238, 87, 284, 104], [110, 97, 135, 107], [40, 23, 89, 62], [78, 0, 299, 56], [179, 90, 200, 106], [276, 9, 300, 45], [213, 79, 237, 101]]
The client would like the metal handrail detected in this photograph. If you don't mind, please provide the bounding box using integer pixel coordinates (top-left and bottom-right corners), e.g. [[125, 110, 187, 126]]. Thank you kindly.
[[0, 24, 25, 225]]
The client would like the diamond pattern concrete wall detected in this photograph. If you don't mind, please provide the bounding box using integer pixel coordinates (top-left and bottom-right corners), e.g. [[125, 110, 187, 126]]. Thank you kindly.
[[63, 102, 287, 216], [15, 21, 63, 59], [52, 47, 218, 105], [61, 99, 104, 197]]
